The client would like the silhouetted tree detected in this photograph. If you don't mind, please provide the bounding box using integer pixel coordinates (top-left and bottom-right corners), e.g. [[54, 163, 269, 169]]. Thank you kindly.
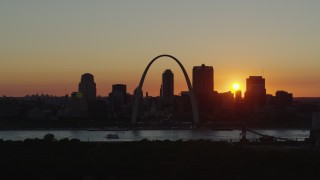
[[43, 133, 56, 142]]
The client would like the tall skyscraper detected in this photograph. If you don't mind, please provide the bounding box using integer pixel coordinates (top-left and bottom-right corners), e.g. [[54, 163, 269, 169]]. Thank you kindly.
[[192, 64, 214, 98], [161, 69, 174, 98], [78, 73, 96, 110], [245, 76, 266, 107]]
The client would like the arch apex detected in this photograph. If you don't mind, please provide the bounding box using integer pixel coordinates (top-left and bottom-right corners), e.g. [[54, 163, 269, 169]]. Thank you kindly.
[[131, 54, 199, 124]]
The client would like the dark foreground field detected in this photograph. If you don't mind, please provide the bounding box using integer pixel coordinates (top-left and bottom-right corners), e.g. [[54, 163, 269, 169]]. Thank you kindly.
[[0, 139, 319, 180]]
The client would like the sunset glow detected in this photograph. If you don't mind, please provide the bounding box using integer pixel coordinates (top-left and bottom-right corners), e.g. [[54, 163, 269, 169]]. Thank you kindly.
[[232, 83, 240, 91], [0, 1, 320, 97]]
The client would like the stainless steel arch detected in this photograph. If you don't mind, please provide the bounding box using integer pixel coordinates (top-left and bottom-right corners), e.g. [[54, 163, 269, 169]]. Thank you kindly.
[[131, 54, 199, 123]]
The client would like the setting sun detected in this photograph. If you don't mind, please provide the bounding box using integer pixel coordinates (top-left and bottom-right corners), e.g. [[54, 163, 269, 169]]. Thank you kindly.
[[232, 83, 240, 91]]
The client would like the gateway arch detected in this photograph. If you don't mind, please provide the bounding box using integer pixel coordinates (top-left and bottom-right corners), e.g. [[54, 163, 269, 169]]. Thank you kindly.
[[131, 54, 199, 123]]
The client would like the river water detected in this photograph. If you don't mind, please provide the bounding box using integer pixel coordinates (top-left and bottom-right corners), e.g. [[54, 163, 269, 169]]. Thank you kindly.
[[0, 129, 310, 142]]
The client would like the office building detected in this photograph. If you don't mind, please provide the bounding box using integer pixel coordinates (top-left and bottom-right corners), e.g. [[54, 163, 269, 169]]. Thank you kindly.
[[192, 64, 214, 98], [275, 91, 293, 107], [244, 76, 266, 107], [78, 73, 96, 110], [109, 84, 127, 113], [161, 69, 174, 98]]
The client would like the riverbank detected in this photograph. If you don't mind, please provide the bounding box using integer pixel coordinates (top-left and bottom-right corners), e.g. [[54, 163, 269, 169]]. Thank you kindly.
[[0, 140, 318, 180]]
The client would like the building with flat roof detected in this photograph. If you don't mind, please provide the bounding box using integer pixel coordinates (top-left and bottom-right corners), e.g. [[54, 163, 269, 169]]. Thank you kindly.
[[109, 84, 127, 113], [192, 64, 214, 98], [245, 76, 266, 107], [161, 69, 174, 98]]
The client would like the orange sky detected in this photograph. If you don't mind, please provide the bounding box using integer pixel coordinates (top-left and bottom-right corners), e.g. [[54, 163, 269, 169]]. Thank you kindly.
[[0, 1, 320, 97]]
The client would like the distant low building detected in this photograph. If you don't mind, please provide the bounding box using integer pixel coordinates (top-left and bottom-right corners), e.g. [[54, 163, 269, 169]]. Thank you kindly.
[[220, 91, 234, 109], [27, 108, 45, 120], [0, 98, 19, 119], [275, 90, 293, 107], [88, 98, 108, 119], [311, 112, 320, 147], [235, 90, 242, 102], [63, 92, 83, 118]]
